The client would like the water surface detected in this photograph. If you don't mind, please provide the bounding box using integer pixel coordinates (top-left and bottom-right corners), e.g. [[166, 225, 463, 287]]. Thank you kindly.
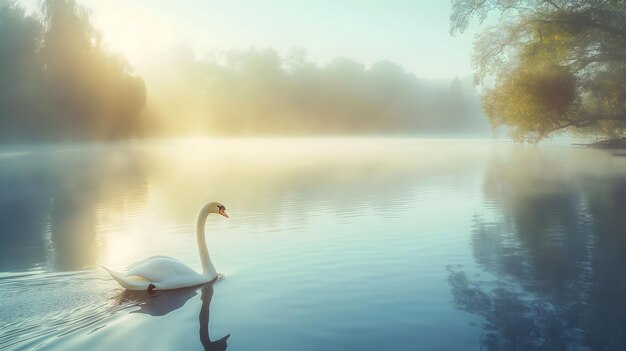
[[1, 139, 625, 350]]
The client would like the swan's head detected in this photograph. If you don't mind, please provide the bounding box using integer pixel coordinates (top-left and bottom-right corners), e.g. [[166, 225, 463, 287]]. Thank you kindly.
[[207, 202, 229, 218]]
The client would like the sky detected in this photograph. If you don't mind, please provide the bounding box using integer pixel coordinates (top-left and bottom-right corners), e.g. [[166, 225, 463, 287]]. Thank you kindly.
[[23, 0, 480, 79]]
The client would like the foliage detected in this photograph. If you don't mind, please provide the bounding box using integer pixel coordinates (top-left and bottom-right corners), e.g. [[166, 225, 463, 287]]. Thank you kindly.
[[0, 0, 145, 141], [451, 0, 626, 142], [145, 48, 488, 136]]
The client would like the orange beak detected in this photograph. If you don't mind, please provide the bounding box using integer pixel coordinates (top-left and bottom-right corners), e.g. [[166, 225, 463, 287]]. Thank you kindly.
[[219, 209, 229, 218]]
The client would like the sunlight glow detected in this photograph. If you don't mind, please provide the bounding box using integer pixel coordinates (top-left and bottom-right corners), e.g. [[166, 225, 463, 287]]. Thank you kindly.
[[102, 232, 141, 268], [82, 0, 182, 67]]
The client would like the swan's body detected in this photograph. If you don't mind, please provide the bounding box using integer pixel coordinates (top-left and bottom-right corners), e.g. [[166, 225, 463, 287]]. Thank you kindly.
[[103, 202, 228, 291], [103, 256, 214, 291]]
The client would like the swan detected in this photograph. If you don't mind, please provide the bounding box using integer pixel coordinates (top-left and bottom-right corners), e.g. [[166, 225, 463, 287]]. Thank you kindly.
[[102, 202, 228, 291]]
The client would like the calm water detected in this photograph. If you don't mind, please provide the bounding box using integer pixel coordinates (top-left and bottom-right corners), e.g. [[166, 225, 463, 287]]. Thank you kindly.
[[0, 139, 625, 351]]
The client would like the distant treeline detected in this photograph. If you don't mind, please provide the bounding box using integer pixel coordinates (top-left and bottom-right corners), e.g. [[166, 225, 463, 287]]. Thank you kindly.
[[1, 0, 489, 141], [146, 48, 490, 136], [0, 1, 145, 141]]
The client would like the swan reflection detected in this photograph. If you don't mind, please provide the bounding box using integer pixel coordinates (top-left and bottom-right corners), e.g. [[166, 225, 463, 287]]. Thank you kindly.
[[199, 285, 230, 351], [117, 283, 230, 350]]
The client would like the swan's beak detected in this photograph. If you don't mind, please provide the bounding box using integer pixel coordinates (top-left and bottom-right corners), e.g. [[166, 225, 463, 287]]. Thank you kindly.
[[219, 209, 229, 218]]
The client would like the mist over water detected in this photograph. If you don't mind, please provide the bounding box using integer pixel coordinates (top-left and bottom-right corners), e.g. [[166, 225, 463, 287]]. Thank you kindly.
[[1, 1, 489, 142], [1, 139, 625, 350], [142, 49, 490, 136]]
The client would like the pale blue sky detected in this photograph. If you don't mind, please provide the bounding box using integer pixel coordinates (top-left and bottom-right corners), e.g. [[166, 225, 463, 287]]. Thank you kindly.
[[23, 0, 480, 79]]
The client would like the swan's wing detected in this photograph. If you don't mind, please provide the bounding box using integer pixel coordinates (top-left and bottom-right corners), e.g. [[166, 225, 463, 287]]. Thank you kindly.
[[127, 256, 176, 271], [126, 257, 200, 283]]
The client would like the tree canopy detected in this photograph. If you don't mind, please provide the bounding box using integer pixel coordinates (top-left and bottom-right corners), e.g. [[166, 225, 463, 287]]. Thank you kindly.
[[450, 0, 626, 142], [144, 48, 489, 136], [0, 0, 145, 141]]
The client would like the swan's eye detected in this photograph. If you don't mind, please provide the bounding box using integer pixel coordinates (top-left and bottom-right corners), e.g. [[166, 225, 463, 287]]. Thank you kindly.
[[217, 205, 225, 211]]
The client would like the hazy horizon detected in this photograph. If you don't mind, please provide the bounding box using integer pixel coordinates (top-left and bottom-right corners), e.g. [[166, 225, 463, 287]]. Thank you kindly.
[[1, 0, 492, 141], [21, 0, 480, 80]]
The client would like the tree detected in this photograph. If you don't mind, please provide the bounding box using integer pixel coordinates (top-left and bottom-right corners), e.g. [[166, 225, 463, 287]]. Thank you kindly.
[[450, 0, 626, 142], [40, 0, 146, 139], [0, 0, 146, 141], [0, 2, 46, 138]]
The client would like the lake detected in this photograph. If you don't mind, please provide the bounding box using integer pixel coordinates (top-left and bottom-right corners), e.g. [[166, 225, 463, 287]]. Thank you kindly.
[[1, 138, 625, 350]]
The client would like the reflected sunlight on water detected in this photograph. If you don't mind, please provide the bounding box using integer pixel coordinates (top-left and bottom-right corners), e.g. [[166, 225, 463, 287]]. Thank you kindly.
[[0, 138, 625, 350]]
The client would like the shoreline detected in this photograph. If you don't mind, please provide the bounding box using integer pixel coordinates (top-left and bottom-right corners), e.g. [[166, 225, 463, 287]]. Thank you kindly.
[[572, 137, 626, 149]]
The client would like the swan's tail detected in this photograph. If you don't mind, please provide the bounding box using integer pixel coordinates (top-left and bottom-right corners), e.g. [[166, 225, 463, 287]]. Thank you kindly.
[[101, 266, 151, 291]]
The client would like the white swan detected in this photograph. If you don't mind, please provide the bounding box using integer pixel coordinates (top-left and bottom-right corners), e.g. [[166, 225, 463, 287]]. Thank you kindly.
[[102, 202, 228, 291]]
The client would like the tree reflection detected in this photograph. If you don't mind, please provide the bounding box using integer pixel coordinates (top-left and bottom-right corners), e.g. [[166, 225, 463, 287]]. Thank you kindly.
[[46, 149, 147, 271], [449, 148, 626, 350], [0, 157, 49, 270], [0, 147, 146, 271]]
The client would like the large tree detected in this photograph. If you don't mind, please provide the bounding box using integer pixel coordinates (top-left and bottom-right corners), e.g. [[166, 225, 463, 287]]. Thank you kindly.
[[450, 0, 626, 142], [0, 3, 46, 138], [40, 0, 146, 139], [0, 0, 146, 141]]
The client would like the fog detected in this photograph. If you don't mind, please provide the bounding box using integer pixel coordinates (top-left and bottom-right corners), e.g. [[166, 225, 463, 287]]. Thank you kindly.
[[0, 1, 146, 142], [144, 47, 490, 136], [0, 0, 490, 142]]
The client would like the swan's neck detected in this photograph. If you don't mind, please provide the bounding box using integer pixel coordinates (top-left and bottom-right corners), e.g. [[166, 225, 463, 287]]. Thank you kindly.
[[197, 205, 217, 276]]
